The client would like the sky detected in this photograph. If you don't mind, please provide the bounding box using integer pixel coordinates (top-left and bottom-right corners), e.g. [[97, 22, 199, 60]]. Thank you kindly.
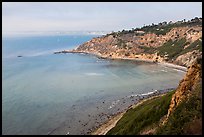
[[2, 2, 202, 35]]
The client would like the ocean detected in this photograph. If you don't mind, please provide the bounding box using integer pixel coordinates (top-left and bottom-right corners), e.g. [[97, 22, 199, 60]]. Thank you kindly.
[[2, 34, 185, 135]]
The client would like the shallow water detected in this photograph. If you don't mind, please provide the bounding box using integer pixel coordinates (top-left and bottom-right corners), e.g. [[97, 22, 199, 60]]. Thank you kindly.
[[2, 35, 185, 135]]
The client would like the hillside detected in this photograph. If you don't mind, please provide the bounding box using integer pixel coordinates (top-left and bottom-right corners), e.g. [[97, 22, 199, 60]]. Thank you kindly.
[[106, 57, 202, 135], [60, 17, 202, 67]]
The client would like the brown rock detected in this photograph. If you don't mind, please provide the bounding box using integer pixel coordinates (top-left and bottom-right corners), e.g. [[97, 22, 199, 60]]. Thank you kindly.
[[164, 57, 202, 124]]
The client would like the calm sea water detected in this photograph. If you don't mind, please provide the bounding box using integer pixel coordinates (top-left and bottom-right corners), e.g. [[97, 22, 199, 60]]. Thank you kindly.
[[2, 34, 185, 135]]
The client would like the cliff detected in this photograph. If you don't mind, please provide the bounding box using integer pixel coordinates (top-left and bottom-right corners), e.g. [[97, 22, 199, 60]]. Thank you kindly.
[[65, 17, 202, 67], [157, 57, 202, 134], [166, 57, 202, 119]]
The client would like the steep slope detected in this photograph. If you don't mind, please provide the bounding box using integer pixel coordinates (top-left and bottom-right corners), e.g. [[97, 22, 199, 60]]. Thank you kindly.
[[157, 57, 202, 135], [165, 57, 202, 120], [106, 57, 202, 135]]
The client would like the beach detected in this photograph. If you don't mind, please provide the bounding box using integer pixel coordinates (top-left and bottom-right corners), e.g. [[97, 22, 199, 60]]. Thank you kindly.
[[91, 91, 169, 135], [54, 50, 187, 72]]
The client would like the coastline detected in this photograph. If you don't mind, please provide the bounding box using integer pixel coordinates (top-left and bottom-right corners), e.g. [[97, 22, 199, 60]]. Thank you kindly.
[[54, 49, 186, 135], [54, 50, 187, 72], [91, 112, 125, 135], [91, 92, 169, 135], [157, 62, 187, 72]]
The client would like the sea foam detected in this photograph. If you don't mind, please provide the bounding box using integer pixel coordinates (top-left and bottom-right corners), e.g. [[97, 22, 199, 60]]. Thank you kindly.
[[84, 72, 104, 76]]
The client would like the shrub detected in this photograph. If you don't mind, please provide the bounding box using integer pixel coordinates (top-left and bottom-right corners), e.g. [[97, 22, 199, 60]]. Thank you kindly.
[[156, 38, 187, 59]]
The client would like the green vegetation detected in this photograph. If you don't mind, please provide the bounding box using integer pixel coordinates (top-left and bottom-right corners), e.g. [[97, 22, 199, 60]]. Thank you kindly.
[[107, 91, 175, 135], [138, 37, 196, 57], [106, 17, 202, 37], [107, 79, 202, 135], [117, 39, 127, 49], [156, 38, 187, 60], [140, 17, 202, 36], [155, 37, 202, 61], [141, 23, 184, 36], [156, 81, 202, 135], [178, 38, 202, 56], [139, 37, 202, 61], [141, 23, 173, 36], [138, 46, 156, 54]]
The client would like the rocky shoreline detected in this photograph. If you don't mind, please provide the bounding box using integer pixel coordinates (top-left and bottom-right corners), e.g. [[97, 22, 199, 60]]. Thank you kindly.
[[87, 88, 175, 135], [91, 90, 172, 135]]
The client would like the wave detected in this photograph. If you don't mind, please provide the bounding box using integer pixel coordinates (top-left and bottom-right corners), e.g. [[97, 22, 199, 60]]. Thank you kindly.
[[140, 91, 155, 96], [128, 90, 159, 98], [108, 90, 159, 109], [108, 100, 120, 109], [26, 47, 75, 57], [172, 68, 186, 73], [25, 51, 51, 57], [161, 69, 168, 72], [84, 72, 104, 76]]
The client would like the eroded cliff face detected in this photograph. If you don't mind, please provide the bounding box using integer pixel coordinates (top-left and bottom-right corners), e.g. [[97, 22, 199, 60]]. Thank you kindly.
[[73, 25, 202, 66], [174, 50, 202, 67], [165, 57, 202, 121]]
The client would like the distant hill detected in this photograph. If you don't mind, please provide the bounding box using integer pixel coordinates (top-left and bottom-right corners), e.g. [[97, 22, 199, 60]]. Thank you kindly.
[[69, 17, 202, 67]]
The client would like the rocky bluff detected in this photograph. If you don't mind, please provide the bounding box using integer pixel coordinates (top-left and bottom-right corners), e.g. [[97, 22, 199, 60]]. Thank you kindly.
[[71, 17, 202, 67]]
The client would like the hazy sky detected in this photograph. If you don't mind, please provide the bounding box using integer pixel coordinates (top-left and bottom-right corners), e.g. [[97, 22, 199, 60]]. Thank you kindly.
[[2, 2, 202, 33]]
